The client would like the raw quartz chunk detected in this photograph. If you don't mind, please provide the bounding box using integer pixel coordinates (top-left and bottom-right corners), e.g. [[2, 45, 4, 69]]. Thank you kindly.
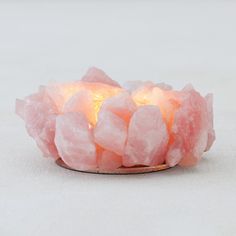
[[35, 114, 59, 158], [150, 87, 180, 132], [46, 82, 83, 112], [124, 80, 172, 93], [15, 99, 25, 120], [123, 80, 155, 93], [132, 85, 180, 132], [63, 89, 96, 126], [94, 110, 127, 156], [82, 67, 121, 88], [55, 112, 97, 171], [124, 105, 169, 167], [205, 94, 216, 151], [155, 83, 172, 91], [166, 86, 209, 167], [15, 87, 59, 159], [99, 92, 137, 123], [98, 150, 122, 171]]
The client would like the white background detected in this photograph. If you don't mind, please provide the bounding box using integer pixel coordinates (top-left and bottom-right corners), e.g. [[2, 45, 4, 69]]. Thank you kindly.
[[0, 1, 236, 235]]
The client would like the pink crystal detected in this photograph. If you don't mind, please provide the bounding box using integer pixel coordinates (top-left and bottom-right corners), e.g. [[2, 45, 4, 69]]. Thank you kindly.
[[205, 94, 216, 151], [124, 105, 169, 167], [55, 112, 97, 170], [150, 87, 181, 132], [166, 86, 209, 167], [100, 92, 137, 123], [98, 150, 122, 171], [16, 87, 59, 159], [155, 83, 172, 91], [15, 99, 26, 120], [46, 82, 82, 112], [63, 89, 96, 125], [82, 67, 121, 88], [124, 80, 155, 92], [35, 114, 59, 159], [94, 110, 127, 156]]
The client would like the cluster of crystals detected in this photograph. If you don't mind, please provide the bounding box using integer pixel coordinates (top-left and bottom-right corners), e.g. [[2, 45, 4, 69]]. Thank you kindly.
[[16, 67, 215, 171]]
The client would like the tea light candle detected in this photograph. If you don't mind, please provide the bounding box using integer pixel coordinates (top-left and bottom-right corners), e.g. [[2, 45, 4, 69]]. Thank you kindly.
[[15, 67, 215, 174]]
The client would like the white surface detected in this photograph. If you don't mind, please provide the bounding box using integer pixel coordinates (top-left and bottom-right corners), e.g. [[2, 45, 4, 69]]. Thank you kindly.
[[0, 1, 236, 235]]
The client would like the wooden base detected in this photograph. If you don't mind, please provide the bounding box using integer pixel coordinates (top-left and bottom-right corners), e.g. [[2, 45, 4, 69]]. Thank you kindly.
[[55, 158, 171, 175]]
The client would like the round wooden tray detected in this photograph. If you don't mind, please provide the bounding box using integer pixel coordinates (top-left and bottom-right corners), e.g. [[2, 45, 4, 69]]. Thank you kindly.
[[56, 158, 170, 174]]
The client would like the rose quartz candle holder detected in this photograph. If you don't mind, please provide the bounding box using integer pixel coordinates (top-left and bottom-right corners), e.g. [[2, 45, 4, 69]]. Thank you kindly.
[[15, 67, 215, 174]]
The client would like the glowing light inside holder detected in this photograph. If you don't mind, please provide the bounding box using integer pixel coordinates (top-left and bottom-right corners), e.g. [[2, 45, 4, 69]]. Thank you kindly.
[[15, 67, 215, 174]]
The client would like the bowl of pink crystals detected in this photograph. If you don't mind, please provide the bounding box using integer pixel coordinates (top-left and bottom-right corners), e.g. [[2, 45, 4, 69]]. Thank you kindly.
[[15, 67, 215, 174]]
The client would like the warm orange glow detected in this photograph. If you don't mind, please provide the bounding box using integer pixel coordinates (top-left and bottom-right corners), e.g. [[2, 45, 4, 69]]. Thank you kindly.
[[59, 82, 123, 126], [50, 82, 180, 129], [132, 86, 153, 106], [86, 83, 123, 125], [92, 93, 109, 124]]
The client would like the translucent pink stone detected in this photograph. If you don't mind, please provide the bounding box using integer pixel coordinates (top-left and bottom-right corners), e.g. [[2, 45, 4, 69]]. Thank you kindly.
[[166, 87, 209, 167], [98, 150, 122, 171], [35, 114, 59, 158], [125, 80, 172, 93], [94, 110, 127, 156], [100, 92, 137, 122], [124, 105, 169, 167], [55, 112, 97, 170], [82, 67, 121, 88], [16, 87, 59, 159], [15, 99, 26, 120], [150, 87, 181, 131], [155, 83, 172, 91], [46, 82, 82, 112], [124, 80, 155, 92], [63, 89, 96, 125], [205, 94, 216, 151]]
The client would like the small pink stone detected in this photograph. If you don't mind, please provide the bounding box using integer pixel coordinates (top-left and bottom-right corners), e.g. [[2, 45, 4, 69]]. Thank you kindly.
[[124, 105, 169, 167], [36, 115, 59, 159], [125, 80, 172, 93], [18, 87, 59, 159], [98, 150, 122, 171], [55, 112, 97, 171], [63, 89, 96, 125], [32, 86, 59, 113], [155, 83, 172, 91], [150, 87, 181, 131], [82, 67, 121, 88], [205, 94, 216, 151], [166, 87, 209, 167], [100, 92, 137, 122], [94, 110, 127, 156], [165, 148, 182, 167], [46, 82, 82, 112], [124, 80, 155, 92], [23, 89, 57, 136], [15, 99, 26, 120]]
